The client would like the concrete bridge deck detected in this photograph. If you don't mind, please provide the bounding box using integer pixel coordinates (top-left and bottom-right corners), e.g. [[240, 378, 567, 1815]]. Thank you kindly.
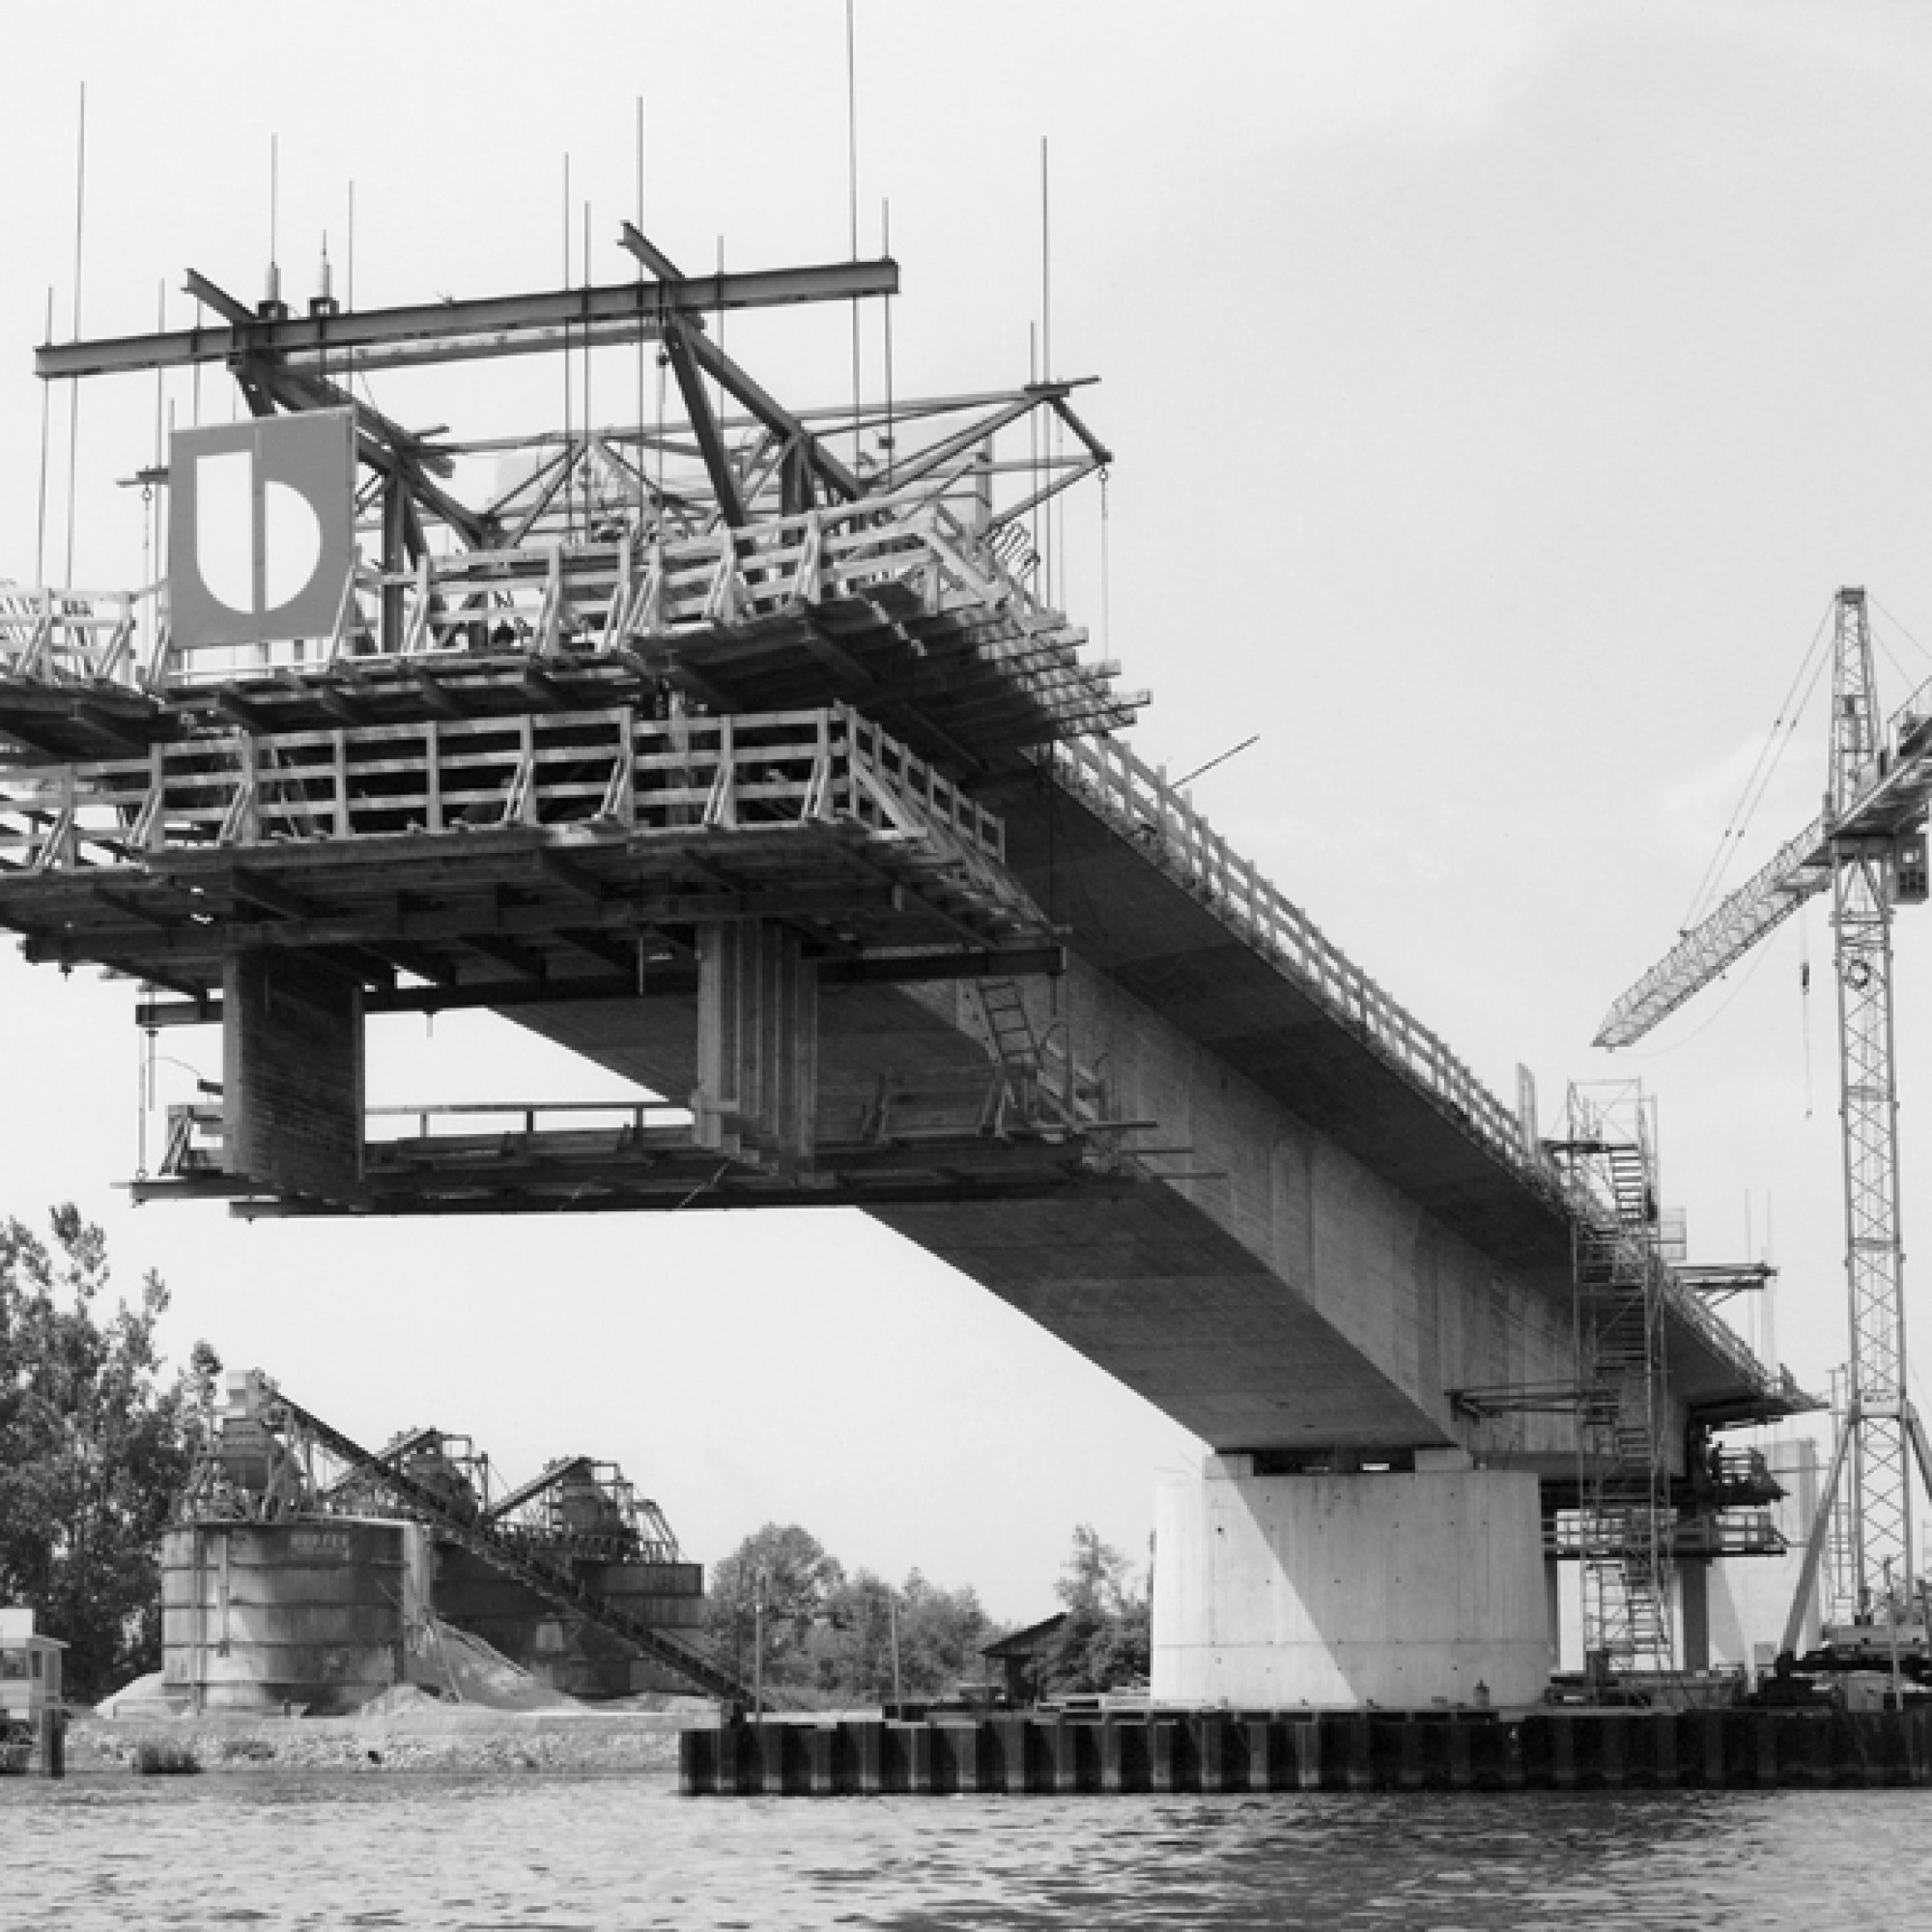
[[496, 728, 1793, 1461]]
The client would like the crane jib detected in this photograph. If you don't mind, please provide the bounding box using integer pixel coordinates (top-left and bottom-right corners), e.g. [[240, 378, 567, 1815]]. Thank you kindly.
[[1598, 709, 1932, 1052], [1593, 816, 1830, 1049]]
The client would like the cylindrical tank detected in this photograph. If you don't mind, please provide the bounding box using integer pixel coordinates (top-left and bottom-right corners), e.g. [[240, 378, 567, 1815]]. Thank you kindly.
[[160, 1518, 409, 1715]]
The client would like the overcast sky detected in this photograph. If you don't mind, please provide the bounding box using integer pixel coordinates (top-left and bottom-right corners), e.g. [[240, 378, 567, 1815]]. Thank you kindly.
[[6, 2, 1932, 1618]]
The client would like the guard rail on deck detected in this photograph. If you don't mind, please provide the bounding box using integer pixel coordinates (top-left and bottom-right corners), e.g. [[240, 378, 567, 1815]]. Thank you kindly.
[[1050, 732, 1531, 1169], [363, 1099, 694, 1143], [0, 493, 1140, 737], [1048, 730, 1791, 1406], [0, 581, 148, 687]]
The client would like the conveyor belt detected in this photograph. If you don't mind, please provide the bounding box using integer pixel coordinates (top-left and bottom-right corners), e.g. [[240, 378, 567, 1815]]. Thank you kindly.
[[267, 1388, 751, 1705]]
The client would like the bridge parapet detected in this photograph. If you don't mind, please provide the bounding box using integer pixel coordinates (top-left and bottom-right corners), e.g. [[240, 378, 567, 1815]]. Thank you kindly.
[[1049, 731, 1536, 1183]]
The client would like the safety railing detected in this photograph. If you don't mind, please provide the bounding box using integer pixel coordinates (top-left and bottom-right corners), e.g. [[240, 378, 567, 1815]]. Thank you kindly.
[[1049, 730, 1534, 1170], [365, 1099, 694, 1143], [0, 495, 1138, 740], [0, 581, 156, 686], [0, 701, 1009, 885], [1047, 728, 1792, 1405]]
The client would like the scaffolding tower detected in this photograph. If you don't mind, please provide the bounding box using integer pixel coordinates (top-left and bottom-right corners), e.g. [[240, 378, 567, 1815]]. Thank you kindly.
[[1550, 1083, 1676, 1671]]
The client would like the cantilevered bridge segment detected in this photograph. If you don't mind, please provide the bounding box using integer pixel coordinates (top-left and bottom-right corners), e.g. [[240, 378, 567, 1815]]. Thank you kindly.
[[0, 230, 1804, 1705]]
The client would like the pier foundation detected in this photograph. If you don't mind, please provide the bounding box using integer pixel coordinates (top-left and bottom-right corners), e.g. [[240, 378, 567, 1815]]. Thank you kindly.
[[1151, 1453, 1551, 1708]]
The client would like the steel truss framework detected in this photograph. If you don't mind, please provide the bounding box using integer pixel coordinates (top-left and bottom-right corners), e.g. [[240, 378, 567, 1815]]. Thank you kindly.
[[11, 231, 1122, 730], [1807, 593, 1930, 1630]]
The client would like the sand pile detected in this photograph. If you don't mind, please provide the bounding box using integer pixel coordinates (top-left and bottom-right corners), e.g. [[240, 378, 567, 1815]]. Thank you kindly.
[[92, 1616, 582, 1720], [77, 1618, 718, 1773], [400, 1615, 582, 1713]]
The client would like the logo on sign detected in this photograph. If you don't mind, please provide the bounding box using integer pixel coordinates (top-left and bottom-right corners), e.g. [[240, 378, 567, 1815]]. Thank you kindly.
[[170, 409, 355, 651]]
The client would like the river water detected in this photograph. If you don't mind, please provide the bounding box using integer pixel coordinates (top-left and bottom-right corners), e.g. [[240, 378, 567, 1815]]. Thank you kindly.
[[4, 1773, 1930, 1928]]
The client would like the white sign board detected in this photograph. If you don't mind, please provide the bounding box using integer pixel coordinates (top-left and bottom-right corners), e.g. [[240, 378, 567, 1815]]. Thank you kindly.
[[170, 409, 355, 650]]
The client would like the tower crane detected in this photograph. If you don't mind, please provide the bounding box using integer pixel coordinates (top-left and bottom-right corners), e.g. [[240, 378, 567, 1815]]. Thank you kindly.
[[1596, 586, 1932, 1657]]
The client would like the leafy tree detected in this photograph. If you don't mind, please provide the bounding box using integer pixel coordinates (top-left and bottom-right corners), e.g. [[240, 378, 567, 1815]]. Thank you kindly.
[[894, 1568, 995, 1700], [810, 1567, 994, 1704], [810, 1567, 899, 1702], [0, 1207, 210, 1702], [704, 1525, 997, 1707], [705, 1522, 845, 1694], [1037, 1523, 1151, 1696]]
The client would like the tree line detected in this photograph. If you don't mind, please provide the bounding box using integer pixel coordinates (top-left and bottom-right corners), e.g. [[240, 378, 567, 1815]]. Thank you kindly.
[[705, 1518, 1150, 1707]]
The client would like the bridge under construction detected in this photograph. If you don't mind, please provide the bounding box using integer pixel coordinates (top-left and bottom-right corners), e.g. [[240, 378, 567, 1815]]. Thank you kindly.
[[0, 218, 1812, 1709]]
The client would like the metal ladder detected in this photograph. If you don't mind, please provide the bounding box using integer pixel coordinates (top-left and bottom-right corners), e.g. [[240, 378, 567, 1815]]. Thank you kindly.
[[971, 978, 1040, 1073], [968, 978, 1107, 1134]]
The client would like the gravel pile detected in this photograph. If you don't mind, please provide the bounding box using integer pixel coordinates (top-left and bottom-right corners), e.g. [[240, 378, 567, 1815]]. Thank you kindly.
[[74, 1614, 715, 1773]]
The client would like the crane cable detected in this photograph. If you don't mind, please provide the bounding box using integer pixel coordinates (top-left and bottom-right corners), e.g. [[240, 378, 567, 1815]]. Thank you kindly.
[[1870, 593, 1932, 673], [1799, 899, 1813, 1120], [1680, 598, 1835, 934]]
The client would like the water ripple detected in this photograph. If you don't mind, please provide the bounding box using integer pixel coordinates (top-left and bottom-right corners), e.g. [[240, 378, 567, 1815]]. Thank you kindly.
[[3, 1775, 1931, 1928]]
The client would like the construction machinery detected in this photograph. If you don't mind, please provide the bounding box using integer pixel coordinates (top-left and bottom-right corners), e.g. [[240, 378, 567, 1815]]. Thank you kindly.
[[0, 223, 1146, 1223], [179, 1369, 743, 1702], [1597, 585, 1932, 1662]]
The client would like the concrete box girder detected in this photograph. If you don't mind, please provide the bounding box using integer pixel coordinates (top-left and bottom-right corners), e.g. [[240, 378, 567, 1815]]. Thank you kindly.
[[511, 952, 1586, 1457], [997, 780, 1578, 1289]]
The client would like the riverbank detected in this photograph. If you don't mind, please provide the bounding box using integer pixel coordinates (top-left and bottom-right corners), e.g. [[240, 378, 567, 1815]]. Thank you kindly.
[[67, 1692, 704, 1775]]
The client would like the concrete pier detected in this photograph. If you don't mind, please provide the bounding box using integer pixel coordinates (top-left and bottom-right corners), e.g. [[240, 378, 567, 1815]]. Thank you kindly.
[[683, 1707, 1932, 1796], [1151, 1456, 1550, 1709]]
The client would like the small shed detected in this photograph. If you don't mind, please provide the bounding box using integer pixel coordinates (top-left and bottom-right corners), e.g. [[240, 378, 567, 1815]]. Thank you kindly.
[[0, 1607, 65, 1719], [980, 1612, 1066, 1706]]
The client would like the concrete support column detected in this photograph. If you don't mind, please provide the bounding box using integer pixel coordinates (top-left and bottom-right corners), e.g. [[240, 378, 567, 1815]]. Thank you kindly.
[[1152, 1452, 1552, 1709], [694, 920, 818, 1166], [222, 950, 364, 1201]]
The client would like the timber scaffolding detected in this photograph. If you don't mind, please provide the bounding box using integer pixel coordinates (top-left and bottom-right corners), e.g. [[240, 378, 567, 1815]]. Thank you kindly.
[[0, 224, 1798, 1435]]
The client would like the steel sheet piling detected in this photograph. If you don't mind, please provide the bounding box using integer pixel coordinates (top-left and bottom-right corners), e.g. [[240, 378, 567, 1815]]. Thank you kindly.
[[690, 1707, 1932, 1797]]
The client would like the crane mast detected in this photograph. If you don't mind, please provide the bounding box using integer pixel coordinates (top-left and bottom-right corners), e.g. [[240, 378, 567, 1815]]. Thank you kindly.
[[1827, 589, 1912, 1620]]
